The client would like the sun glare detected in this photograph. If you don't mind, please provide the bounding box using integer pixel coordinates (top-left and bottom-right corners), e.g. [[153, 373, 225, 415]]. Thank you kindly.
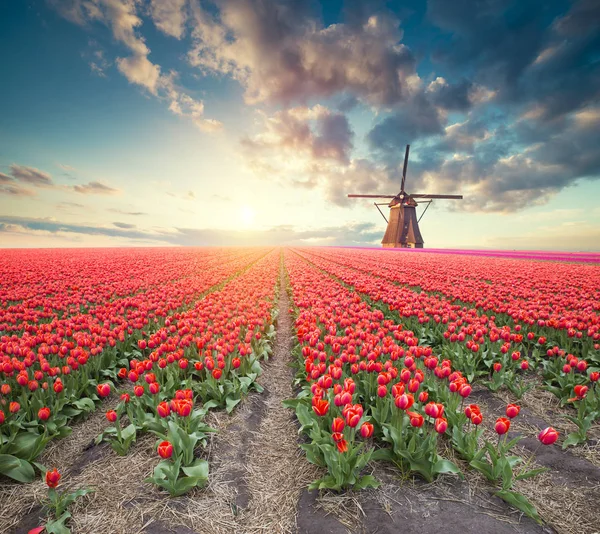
[[240, 205, 256, 226]]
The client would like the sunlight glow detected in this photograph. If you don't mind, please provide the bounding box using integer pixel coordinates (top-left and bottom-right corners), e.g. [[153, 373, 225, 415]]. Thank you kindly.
[[240, 205, 256, 227]]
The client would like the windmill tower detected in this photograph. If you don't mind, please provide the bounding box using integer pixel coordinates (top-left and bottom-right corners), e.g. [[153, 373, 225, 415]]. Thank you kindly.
[[348, 145, 463, 248]]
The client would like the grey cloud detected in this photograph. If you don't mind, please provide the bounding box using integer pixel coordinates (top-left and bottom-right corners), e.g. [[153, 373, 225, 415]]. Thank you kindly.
[[72, 181, 119, 194], [9, 164, 54, 186], [367, 92, 445, 159], [113, 221, 136, 229]]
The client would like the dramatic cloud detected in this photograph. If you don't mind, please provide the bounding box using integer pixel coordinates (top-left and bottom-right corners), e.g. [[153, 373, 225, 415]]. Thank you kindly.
[[242, 105, 354, 165], [367, 92, 445, 158], [188, 0, 416, 105], [427, 0, 600, 121]]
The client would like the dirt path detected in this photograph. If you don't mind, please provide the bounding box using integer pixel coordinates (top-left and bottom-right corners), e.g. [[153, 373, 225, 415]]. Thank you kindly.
[[238, 260, 317, 533]]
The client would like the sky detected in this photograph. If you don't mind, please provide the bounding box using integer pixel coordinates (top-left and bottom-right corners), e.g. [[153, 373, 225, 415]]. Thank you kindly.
[[0, 0, 599, 250]]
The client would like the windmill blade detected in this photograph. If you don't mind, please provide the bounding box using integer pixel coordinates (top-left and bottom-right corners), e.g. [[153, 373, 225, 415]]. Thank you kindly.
[[400, 144, 410, 192], [411, 194, 463, 199], [348, 194, 396, 198]]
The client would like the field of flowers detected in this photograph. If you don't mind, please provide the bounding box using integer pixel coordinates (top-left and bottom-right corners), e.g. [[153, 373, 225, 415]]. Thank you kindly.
[[1, 246, 599, 534]]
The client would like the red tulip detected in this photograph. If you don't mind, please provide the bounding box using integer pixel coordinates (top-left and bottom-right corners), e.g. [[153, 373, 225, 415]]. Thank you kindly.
[[9, 401, 20, 413], [506, 404, 520, 419], [149, 382, 160, 395], [331, 417, 345, 433], [360, 422, 374, 438], [407, 411, 424, 428], [590, 371, 599, 382], [97, 383, 111, 398], [120, 393, 130, 403], [312, 398, 329, 417], [53, 381, 63, 394], [45, 468, 61, 488], [106, 410, 117, 423], [434, 417, 448, 434], [134, 385, 145, 397], [335, 439, 348, 453], [38, 407, 51, 421], [232, 357, 241, 369], [0, 411, 4, 424], [345, 407, 362, 428], [331, 432, 344, 443], [538, 427, 559, 445], [157, 401, 170, 418], [495, 417, 511, 435], [157, 440, 173, 459], [395, 393, 414, 410], [212, 368, 223, 380]]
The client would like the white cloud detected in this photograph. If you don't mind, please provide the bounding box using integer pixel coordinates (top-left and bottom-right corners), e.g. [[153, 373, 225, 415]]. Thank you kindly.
[[150, 0, 188, 39]]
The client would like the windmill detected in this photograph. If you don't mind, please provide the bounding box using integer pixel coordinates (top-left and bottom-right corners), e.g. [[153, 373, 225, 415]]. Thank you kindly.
[[348, 145, 463, 248]]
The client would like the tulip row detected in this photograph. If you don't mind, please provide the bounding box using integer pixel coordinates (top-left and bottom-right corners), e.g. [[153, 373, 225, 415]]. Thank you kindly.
[[293, 248, 600, 446], [95, 250, 280, 496], [0, 248, 272, 483], [283, 250, 559, 522]]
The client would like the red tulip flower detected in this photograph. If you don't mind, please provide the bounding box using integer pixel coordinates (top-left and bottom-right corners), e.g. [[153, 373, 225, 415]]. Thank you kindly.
[[395, 393, 414, 410], [106, 410, 117, 423], [335, 439, 348, 453], [506, 404, 520, 419], [538, 427, 559, 445], [97, 383, 111, 398], [434, 417, 448, 434], [331, 417, 345, 433], [157, 441, 173, 459], [495, 417, 511, 435], [360, 422, 374, 438], [38, 407, 51, 421], [407, 411, 424, 428], [9, 402, 20, 413], [157, 401, 171, 418], [46, 468, 61, 488], [312, 398, 329, 417]]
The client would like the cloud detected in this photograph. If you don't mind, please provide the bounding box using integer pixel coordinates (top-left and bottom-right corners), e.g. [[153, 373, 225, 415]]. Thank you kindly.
[[51, 0, 222, 132], [113, 221, 136, 228], [427, 0, 600, 121], [149, 0, 188, 39], [0, 215, 383, 246], [242, 105, 354, 165], [367, 91, 445, 158], [188, 0, 417, 106], [9, 164, 54, 186], [57, 202, 86, 210], [108, 208, 146, 216], [116, 54, 161, 94], [72, 181, 120, 194], [57, 163, 77, 172]]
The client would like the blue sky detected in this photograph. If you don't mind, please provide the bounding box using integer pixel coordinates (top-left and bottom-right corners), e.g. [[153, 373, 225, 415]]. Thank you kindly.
[[0, 0, 599, 249]]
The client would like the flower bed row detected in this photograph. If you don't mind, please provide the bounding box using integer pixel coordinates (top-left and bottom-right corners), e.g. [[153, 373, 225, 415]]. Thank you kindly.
[[94, 249, 280, 498], [0, 248, 272, 483], [283, 250, 560, 523], [294, 248, 600, 446]]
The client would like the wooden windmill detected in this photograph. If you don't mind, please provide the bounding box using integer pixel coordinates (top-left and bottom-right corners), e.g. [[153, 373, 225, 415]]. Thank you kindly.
[[348, 145, 463, 248]]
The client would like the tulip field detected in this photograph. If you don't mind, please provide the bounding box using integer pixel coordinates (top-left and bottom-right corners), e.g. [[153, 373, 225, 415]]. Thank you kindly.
[[1, 247, 599, 534]]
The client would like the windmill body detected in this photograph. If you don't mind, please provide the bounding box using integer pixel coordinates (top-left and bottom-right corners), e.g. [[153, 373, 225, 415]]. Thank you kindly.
[[348, 145, 463, 248]]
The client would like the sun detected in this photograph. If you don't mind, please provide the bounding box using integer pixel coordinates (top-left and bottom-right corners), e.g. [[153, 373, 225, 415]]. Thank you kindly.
[[240, 205, 256, 227]]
